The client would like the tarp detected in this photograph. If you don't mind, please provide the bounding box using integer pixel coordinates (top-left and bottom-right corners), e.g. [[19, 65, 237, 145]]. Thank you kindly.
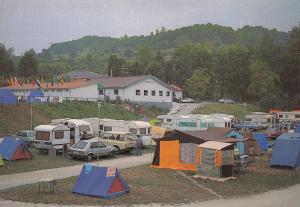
[[0, 154, 4, 166], [253, 132, 269, 151], [27, 89, 45, 103], [0, 89, 17, 104], [152, 126, 166, 139], [0, 137, 32, 160], [72, 165, 129, 199], [270, 133, 300, 168], [148, 119, 162, 126], [226, 130, 245, 155]]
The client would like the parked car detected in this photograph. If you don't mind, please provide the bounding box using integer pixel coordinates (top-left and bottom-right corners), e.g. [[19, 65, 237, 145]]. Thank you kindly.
[[266, 127, 282, 139], [69, 138, 117, 161], [100, 131, 135, 152], [181, 98, 194, 103], [16, 130, 34, 147], [232, 121, 261, 131], [218, 98, 235, 104]]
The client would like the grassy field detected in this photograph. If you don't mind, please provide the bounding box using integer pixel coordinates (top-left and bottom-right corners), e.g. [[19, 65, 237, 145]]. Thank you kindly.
[[188, 155, 300, 198], [0, 101, 139, 137], [0, 148, 154, 175], [0, 165, 216, 205], [193, 103, 259, 120]]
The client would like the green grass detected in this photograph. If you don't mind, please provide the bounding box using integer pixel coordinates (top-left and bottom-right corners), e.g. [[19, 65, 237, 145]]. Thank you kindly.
[[193, 103, 259, 120], [0, 148, 154, 175], [0, 165, 215, 205], [0, 101, 138, 137]]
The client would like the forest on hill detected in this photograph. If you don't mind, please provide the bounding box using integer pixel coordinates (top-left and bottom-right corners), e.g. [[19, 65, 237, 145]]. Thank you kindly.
[[0, 23, 299, 110]]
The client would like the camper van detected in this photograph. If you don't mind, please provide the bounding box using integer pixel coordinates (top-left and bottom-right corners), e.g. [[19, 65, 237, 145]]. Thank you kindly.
[[51, 118, 94, 139], [157, 114, 232, 131], [33, 124, 81, 151], [245, 112, 275, 128], [84, 118, 153, 146]]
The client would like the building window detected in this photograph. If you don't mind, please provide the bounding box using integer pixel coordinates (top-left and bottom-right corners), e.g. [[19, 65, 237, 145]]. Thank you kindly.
[[136, 90, 140, 96], [151, 90, 156, 96], [159, 91, 163, 96], [166, 91, 170, 96], [98, 90, 104, 95], [144, 90, 148, 96], [114, 89, 118, 95], [173, 92, 175, 96]]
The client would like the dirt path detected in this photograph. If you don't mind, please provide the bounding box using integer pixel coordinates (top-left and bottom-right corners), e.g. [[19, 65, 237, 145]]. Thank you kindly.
[[0, 153, 154, 190]]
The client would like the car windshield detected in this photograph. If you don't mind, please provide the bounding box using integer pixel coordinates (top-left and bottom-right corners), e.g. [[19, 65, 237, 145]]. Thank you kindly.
[[28, 132, 34, 137], [73, 141, 88, 149]]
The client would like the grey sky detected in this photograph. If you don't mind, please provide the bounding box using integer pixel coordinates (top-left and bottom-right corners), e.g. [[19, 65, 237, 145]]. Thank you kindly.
[[1, 0, 300, 55]]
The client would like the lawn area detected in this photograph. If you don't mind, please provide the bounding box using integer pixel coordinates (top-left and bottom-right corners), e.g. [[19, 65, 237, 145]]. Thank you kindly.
[[0, 147, 154, 175], [193, 103, 259, 120], [0, 165, 216, 205], [189, 155, 300, 198], [0, 148, 83, 175], [0, 101, 138, 137]]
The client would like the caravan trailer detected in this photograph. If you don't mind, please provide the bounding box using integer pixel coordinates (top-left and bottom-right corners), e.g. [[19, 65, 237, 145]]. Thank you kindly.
[[245, 112, 275, 128], [33, 124, 81, 151], [83, 118, 153, 146], [51, 118, 94, 139]]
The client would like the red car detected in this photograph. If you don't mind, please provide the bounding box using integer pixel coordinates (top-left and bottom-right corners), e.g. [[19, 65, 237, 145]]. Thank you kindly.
[[266, 127, 282, 139]]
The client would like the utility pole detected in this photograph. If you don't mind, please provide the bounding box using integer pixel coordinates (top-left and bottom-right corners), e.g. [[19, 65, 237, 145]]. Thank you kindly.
[[97, 101, 101, 166]]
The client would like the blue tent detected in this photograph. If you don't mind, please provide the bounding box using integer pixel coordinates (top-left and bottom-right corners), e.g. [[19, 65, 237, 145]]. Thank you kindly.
[[295, 124, 300, 133], [73, 164, 129, 199], [226, 130, 245, 155], [0, 89, 17, 104], [253, 132, 269, 151], [270, 133, 300, 168], [27, 89, 45, 103], [0, 136, 32, 160]]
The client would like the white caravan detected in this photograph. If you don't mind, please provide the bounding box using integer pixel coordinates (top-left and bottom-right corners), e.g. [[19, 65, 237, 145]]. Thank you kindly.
[[83, 118, 153, 146], [33, 124, 80, 151], [245, 112, 275, 128], [51, 118, 94, 139]]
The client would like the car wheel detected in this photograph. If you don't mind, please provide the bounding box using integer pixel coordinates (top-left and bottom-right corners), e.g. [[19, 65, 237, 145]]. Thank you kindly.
[[87, 154, 93, 162], [113, 145, 120, 152]]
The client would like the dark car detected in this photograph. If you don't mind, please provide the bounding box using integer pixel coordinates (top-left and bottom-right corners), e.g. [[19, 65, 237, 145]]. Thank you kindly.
[[266, 127, 282, 139]]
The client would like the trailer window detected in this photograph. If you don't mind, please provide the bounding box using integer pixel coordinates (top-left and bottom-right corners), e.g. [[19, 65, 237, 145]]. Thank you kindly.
[[36, 131, 50, 141], [55, 131, 64, 139], [179, 122, 197, 127], [104, 126, 112, 132], [140, 128, 146, 134], [130, 128, 137, 134], [79, 125, 90, 132]]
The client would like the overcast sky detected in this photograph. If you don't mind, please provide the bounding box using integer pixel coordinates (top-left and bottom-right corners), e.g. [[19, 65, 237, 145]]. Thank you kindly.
[[1, 0, 300, 55]]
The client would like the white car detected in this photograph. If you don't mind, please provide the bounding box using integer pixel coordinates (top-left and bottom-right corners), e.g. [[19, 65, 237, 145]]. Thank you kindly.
[[218, 98, 235, 104], [181, 98, 194, 103]]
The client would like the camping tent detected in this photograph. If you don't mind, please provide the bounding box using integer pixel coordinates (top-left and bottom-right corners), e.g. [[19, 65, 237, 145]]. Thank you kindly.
[[0, 154, 4, 166], [270, 133, 300, 168], [152, 130, 228, 171], [73, 165, 129, 199], [0, 89, 17, 104], [0, 137, 32, 160], [27, 89, 45, 103], [196, 141, 234, 178], [148, 119, 162, 126], [253, 132, 269, 151], [226, 130, 261, 155], [151, 126, 166, 139]]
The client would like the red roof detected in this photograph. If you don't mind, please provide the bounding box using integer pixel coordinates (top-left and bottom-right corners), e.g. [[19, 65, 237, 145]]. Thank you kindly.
[[5, 80, 97, 90]]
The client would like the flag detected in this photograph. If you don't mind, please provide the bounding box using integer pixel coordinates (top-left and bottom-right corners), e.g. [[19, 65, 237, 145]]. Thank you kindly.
[[36, 80, 41, 88], [10, 76, 14, 86], [32, 77, 35, 86], [41, 76, 45, 85], [14, 77, 19, 85]]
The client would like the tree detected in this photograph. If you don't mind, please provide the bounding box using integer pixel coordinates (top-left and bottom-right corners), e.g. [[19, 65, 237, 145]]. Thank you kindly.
[[19, 49, 38, 77], [145, 61, 165, 80], [0, 44, 15, 76], [184, 69, 210, 99], [136, 46, 155, 73], [107, 55, 125, 77], [248, 60, 279, 109]]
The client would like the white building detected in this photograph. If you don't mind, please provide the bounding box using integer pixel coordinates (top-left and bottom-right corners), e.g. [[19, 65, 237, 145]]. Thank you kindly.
[[4, 75, 182, 108]]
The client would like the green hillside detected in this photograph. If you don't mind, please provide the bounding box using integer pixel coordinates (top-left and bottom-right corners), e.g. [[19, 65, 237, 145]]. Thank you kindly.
[[0, 102, 138, 137], [46, 24, 288, 56], [193, 103, 259, 120]]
